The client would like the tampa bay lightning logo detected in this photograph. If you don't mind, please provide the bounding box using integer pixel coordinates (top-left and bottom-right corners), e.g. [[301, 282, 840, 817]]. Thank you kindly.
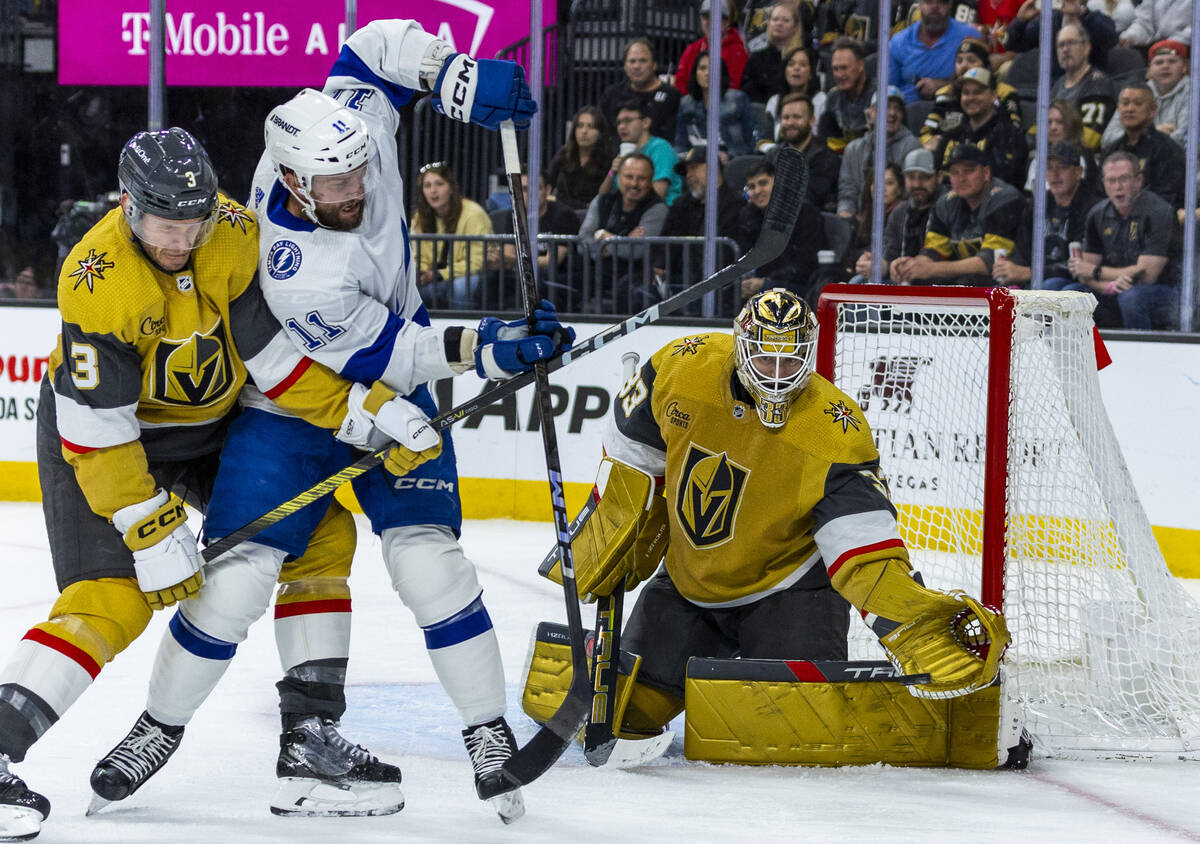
[[253, 186, 265, 208], [267, 240, 302, 280]]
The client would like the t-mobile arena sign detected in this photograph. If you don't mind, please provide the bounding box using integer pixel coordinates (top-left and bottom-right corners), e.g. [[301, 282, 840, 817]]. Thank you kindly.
[[58, 0, 555, 86]]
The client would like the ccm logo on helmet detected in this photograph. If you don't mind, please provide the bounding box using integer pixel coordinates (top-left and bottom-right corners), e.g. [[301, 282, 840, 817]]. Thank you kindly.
[[270, 114, 300, 135], [448, 57, 476, 122]]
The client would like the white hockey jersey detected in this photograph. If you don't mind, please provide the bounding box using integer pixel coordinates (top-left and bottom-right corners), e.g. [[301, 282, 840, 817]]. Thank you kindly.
[[246, 19, 459, 414]]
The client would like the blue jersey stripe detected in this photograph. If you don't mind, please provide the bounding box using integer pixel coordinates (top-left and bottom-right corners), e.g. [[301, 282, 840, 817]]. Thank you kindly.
[[330, 46, 415, 112], [422, 596, 493, 650], [169, 611, 238, 661], [341, 309, 405, 383], [267, 180, 317, 233]]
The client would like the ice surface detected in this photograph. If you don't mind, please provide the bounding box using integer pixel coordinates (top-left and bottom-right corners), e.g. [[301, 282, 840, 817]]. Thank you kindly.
[[0, 504, 1196, 843]]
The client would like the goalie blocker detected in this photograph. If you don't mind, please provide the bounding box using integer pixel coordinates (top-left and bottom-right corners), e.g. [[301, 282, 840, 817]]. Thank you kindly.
[[521, 624, 1030, 769]]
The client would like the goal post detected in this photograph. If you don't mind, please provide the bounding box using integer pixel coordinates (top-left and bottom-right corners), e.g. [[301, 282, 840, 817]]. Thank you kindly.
[[815, 284, 1200, 759]]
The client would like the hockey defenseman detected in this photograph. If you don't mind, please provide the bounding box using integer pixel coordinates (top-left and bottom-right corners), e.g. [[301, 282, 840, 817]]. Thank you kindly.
[[90, 19, 571, 824], [538, 288, 1008, 740], [0, 128, 444, 842]]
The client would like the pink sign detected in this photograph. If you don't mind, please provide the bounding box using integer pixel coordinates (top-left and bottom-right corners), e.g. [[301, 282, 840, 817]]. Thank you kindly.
[[58, 0, 555, 87]]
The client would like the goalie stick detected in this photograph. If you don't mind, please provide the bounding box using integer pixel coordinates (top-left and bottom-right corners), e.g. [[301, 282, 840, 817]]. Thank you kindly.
[[200, 145, 810, 569]]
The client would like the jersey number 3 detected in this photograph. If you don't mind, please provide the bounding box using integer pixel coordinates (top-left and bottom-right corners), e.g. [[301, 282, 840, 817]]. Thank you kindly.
[[286, 311, 345, 352]]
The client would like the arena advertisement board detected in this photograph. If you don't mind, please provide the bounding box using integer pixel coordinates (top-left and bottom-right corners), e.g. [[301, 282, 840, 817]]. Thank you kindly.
[[57, 0, 556, 87]]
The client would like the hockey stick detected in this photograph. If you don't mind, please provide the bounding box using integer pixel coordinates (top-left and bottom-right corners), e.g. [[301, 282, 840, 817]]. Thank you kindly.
[[201, 147, 809, 568], [483, 120, 591, 796]]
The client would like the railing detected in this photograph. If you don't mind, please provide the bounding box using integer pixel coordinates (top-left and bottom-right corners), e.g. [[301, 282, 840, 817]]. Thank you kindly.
[[410, 232, 743, 317]]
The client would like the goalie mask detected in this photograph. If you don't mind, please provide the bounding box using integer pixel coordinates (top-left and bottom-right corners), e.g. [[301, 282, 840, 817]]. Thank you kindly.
[[264, 88, 379, 229], [734, 288, 818, 428]]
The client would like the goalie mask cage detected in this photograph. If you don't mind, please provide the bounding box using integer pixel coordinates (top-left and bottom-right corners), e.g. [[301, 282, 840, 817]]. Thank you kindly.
[[815, 284, 1200, 759]]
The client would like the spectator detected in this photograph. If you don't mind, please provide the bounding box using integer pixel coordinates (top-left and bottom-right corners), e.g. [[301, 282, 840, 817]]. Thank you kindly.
[[735, 160, 828, 304], [853, 148, 943, 282], [1025, 100, 1100, 193], [765, 46, 827, 133], [936, 67, 1028, 187], [743, 0, 813, 53], [675, 0, 750, 96], [922, 38, 1022, 153], [578, 153, 669, 310], [741, 3, 809, 103], [1002, 142, 1101, 288], [1050, 23, 1117, 150], [1088, 0, 1136, 36], [837, 87, 922, 219], [548, 106, 617, 211], [765, 93, 842, 211], [846, 161, 906, 271], [410, 163, 493, 310], [888, 0, 980, 103], [1006, 0, 1118, 74], [1066, 150, 1179, 329], [600, 100, 683, 206], [1103, 82, 1186, 208], [815, 0, 882, 47], [488, 169, 580, 274], [1102, 40, 1190, 149], [1119, 0, 1193, 50], [894, 143, 1026, 285], [0, 266, 52, 300], [599, 39, 682, 144], [675, 52, 760, 157], [819, 38, 875, 154]]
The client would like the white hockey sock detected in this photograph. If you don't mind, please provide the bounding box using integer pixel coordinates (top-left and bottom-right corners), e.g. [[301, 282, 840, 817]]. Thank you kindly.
[[146, 611, 236, 727], [423, 598, 506, 726]]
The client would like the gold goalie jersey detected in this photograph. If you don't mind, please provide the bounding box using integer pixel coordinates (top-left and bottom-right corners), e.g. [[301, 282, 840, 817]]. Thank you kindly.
[[49, 196, 351, 519], [606, 332, 909, 607]]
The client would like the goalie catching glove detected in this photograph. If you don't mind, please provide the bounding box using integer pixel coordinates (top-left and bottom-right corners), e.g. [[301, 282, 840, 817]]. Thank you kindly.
[[832, 558, 1010, 699], [545, 456, 669, 601], [338, 381, 442, 476], [112, 490, 203, 610]]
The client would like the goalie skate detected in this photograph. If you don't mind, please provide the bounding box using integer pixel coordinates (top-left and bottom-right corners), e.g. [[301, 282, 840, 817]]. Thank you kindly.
[[0, 755, 48, 842], [463, 717, 525, 824], [88, 711, 183, 815], [270, 717, 403, 817]]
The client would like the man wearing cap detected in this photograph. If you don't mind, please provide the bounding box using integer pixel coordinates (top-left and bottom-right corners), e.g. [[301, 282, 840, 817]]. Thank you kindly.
[[656, 144, 744, 284], [1101, 82, 1186, 208], [922, 38, 1022, 153], [1102, 40, 1190, 149], [853, 147, 943, 282], [837, 87, 922, 220], [936, 66, 1028, 187], [1050, 23, 1116, 151], [765, 93, 842, 211], [888, 0, 980, 103], [818, 38, 874, 154], [894, 143, 1026, 285], [997, 141, 1101, 289], [675, 0, 750, 95], [1066, 150, 1179, 329]]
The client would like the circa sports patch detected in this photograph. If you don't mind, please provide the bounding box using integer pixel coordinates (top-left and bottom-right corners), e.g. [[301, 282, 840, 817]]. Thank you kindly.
[[267, 239, 302, 280]]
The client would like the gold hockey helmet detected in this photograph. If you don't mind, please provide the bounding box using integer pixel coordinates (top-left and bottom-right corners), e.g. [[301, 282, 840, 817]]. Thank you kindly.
[[734, 288, 817, 428]]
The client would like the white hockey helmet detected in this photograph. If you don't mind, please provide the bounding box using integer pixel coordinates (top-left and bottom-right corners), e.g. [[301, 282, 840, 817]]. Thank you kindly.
[[264, 88, 375, 224], [734, 288, 818, 428]]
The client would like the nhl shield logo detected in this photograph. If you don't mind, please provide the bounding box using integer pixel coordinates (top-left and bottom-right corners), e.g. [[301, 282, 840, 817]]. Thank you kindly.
[[675, 443, 749, 549]]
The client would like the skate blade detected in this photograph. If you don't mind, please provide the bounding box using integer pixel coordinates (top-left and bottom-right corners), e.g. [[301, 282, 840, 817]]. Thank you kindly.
[[85, 792, 113, 817], [0, 806, 43, 841], [270, 778, 404, 817], [604, 730, 675, 768], [489, 789, 525, 825]]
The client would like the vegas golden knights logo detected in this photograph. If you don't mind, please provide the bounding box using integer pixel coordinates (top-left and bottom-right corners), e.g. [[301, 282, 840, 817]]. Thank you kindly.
[[676, 443, 749, 549], [151, 321, 234, 406]]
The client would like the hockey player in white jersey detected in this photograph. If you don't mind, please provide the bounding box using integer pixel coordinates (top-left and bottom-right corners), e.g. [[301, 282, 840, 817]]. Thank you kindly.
[[89, 20, 568, 825]]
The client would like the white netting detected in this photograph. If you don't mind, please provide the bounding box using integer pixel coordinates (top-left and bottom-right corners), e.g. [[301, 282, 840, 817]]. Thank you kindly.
[[825, 288, 1200, 758]]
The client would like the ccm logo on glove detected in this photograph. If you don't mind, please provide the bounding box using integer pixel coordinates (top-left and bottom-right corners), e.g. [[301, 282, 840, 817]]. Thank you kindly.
[[133, 499, 186, 545], [448, 56, 477, 122]]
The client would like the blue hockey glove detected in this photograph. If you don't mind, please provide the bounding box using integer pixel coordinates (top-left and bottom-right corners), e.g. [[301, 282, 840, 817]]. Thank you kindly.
[[433, 54, 537, 130], [474, 300, 575, 380]]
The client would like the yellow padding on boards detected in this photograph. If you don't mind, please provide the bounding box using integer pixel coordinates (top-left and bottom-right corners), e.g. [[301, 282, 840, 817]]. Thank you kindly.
[[40, 577, 154, 665], [684, 676, 1000, 768]]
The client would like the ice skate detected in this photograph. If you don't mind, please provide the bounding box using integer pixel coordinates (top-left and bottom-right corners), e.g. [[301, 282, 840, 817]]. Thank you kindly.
[[270, 716, 403, 817], [88, 711, 183, 815], [0, 753, 49, 841], [463, 717, 524, 824]]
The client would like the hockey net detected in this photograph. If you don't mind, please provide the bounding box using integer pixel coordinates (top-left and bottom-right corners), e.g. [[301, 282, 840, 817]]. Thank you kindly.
[[816, 285, 1200, 758]]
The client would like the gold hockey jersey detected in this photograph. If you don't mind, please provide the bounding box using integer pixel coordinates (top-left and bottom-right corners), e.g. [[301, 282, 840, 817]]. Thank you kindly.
[[607, 332, 909, 607], [49, 196, 351, 518]]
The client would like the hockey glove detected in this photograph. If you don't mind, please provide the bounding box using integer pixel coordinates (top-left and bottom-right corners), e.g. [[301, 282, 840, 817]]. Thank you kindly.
[[474, 299, 575, 380], [112, 490, 203, 610], [433, 54, 537, 130], [337, 381, 443, 476]]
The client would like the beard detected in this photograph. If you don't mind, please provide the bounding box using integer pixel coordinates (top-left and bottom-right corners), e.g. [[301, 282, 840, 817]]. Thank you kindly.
[[314, 198, 365, 231], [779, 125, 810, 145]]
